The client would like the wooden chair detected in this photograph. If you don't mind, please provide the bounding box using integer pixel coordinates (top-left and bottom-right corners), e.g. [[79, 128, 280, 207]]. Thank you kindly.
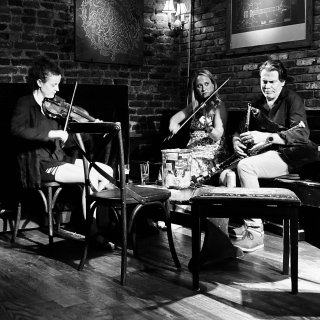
[[189, 186, 301, 294], [11, 182, 85, 245], [69, 121, 181, 285]]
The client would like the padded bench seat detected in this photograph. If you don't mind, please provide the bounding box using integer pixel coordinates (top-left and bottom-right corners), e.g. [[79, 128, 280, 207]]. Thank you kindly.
[[190, 186, 301, 293], [274, 174, 320, 208]]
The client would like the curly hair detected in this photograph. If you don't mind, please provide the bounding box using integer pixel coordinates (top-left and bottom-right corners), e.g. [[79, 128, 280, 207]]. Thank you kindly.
[[28, 56, 61, 90]]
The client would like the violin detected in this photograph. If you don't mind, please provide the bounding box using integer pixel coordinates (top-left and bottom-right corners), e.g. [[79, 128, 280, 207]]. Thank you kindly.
[[42, 95, 96, 123], [163, 76, 231, 142]]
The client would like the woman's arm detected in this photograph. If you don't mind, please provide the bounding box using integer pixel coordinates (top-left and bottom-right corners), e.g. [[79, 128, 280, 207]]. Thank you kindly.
[[10, 96, 50, 141], [11, 95, 68, 143], [169, 104, 193, 134], [206, 102, 227, 142]]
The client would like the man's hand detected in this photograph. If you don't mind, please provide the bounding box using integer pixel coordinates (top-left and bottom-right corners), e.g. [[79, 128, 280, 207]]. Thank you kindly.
[[233, 136, 247, 157], [240, 131, 269, 145]]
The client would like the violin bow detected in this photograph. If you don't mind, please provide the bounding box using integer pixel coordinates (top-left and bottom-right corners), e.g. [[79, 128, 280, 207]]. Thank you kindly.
[[164, 76, 231, 142], [63, 81, 78, 131]]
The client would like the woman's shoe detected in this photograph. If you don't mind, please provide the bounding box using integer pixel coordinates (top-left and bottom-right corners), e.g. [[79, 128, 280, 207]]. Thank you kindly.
[[94, 234, 116, 251]]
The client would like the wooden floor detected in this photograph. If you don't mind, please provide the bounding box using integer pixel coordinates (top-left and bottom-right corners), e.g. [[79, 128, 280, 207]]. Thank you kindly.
[[0, 224, 320, 320]]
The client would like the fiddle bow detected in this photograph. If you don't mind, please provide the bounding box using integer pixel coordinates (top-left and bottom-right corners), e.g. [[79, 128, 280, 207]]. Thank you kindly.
[[58, 81, 78, 148], [63, 81, 78, 131], [164, 76, 231, 142]]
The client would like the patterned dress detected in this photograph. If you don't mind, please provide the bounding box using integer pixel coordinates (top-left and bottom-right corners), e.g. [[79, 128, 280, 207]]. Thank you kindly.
[[187, 102, 227, 183]]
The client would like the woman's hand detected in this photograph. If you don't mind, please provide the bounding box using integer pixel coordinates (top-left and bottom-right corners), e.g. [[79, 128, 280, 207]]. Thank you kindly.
[[48, 130, 69, 143], [199, 115, 213, 127], [168, 109, 189, 135], [169, 120, 181, 134]]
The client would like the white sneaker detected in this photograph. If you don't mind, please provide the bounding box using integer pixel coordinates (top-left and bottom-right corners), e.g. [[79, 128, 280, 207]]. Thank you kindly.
[[232, 227, 264, 252]]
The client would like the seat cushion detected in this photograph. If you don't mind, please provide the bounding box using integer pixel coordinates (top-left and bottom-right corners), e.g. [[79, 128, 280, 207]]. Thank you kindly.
[[90, 185, 171, 204]]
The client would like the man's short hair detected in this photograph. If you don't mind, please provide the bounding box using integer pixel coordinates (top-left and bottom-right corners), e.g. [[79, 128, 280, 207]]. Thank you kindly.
[[259, 60, 287, 81]]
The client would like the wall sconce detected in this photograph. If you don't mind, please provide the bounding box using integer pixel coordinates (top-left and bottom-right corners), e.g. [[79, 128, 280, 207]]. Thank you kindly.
[[163, 1, 188, 32], [173, 3, 187, 30], [162, 0, 176, 29]]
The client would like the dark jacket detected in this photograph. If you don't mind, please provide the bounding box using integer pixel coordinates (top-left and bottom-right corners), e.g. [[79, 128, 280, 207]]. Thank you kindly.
[[246, 87, 319, 170], [10, 94, 69, 189]]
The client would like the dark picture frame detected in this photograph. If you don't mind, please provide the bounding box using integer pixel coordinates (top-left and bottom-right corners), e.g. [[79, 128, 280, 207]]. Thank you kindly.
[[226, 0, 313, 55], [75, 0, 144, 65]]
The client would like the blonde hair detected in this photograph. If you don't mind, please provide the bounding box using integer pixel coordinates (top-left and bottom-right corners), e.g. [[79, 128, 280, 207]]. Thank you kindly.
[[190, 69, 220, 110]]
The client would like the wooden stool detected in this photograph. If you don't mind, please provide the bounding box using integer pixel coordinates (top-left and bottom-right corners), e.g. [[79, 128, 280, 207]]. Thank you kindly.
[[190, 187, 301, 294]]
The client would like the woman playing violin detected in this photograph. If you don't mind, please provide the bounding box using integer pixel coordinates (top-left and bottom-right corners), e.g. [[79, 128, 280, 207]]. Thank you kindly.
[[10, 56, 112, 191], [11, 57, 112, 190], [169, 69, 228, 183], [169, 70, 242, 267], [10, 56, 115, 248]]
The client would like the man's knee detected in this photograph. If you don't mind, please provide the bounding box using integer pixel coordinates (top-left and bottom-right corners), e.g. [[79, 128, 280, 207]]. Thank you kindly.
[[237, 158, 253, 175]]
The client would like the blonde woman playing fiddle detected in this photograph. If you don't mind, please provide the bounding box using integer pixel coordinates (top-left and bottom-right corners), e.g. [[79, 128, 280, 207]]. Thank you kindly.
[[169, 69, 228, 183]]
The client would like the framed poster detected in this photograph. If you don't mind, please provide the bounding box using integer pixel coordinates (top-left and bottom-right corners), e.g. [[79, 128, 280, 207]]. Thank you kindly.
[[75, 0, 144, 65], [226, 0, 313, 54]]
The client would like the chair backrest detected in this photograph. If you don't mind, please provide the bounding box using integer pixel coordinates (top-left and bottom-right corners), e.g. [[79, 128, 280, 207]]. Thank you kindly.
[[70, 121, 149, 205], [69, 121, 127, 204]]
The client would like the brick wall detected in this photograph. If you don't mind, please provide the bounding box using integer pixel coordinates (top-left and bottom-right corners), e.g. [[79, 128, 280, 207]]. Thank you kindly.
[[0, 0, 184, 136], [188, 0, 320, 111], [1, 0, 320, 139]]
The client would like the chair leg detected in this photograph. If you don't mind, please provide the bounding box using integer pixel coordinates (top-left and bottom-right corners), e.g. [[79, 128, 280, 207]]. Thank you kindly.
[[78, 201, 96, 271], [191, 203, 201, 291], [121, 202, 128, 286], [290, 212, 299, 294], [47, 186, 54, 246], [282, 218, 290, 275], [132, 223, 138, 258], [128, 204, 143, 258], [11, 201, 22, 243], [164, 200, 181, 269], [78, 243, 89, 271], [51, 187, 63, 232], [129, 201, 181, 269]]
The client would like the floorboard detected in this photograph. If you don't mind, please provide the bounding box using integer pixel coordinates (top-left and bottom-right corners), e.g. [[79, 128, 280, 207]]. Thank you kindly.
[[0, 224, 320, 319]]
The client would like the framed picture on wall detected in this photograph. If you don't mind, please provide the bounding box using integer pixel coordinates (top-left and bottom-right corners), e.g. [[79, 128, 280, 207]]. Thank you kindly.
[[226, 0, 313, 54], [75, 0, 144, 65]]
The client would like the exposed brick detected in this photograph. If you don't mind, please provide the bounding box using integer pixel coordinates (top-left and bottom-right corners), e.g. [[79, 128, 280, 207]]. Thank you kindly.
[[8, 0, 23, 6], [298, 90, 315, 99], [305, 82, 320, 89], [1, 0, 320, 136], [21, 16, 36, 24], [114, 79, 129, 86], [0, 75, 11, 82], [243, 63, 259, 71], [305, 99, 319, 107], [0, 66, 16, 74], [297, 58, 316, 66]]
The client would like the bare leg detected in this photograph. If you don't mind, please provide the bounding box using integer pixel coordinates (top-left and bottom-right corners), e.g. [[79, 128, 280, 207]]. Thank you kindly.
[[54, 159, 114, 191], [54, 160, 115, 248]]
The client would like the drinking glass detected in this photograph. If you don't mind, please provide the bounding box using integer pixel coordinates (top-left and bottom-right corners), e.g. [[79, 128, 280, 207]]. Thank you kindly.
[[140, 162, 149, 185], [124, 164, 130, 184]]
